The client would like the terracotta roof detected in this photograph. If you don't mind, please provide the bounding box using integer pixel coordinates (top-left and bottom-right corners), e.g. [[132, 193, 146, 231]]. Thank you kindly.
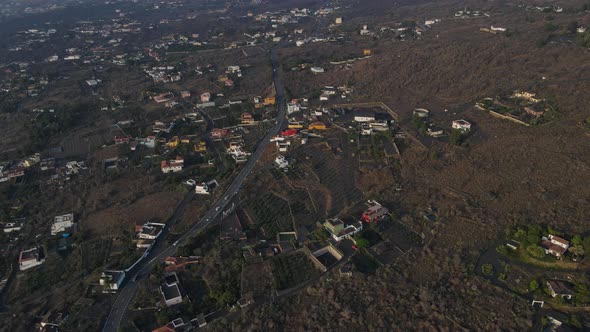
[[540, 240, 567, 256]]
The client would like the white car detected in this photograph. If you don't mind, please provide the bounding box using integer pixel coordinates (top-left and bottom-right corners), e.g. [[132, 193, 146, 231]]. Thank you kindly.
[[184, 179, 196, 186], [215, 207, 221, 212]]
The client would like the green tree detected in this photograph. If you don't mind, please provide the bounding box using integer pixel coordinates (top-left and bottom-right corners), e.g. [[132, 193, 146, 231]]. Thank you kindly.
[[526, 245, 546, 258], [530, 279, 539, 291], [496, 245, 508, 255], [355, 236, 370, 249], [569, 245, 585, 258], [449, 129, 463, 146], [411, 114, 427, 135], [572, 235, 583, 246]]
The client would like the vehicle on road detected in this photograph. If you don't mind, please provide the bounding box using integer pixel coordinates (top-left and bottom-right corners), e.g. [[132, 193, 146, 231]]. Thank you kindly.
[[215, 207, 221, 212], [173, 240, 179, 246]]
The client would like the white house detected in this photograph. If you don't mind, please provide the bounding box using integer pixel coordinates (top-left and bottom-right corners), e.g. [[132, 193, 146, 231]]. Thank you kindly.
[[138, 222, 165, 240], [354, 110, 376, 123], [100, 270, 125, 293], [323, 218, 363, 242], [161, 272, 183, 306], [311, 67, 325, 74], [19, 247, 45, 271], [195, 183, 210, 195], [490, 26, 507, 32], [161, 157, 184, 173], [275, 155, 289, 169], [51, 213, 75, 235], [360, 25, 370, 35], [452, 119, 471, 132]]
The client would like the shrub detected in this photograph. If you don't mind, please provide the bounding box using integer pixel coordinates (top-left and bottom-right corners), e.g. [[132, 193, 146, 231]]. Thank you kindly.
[[526, 245, 546, 259], [481, 264, 494, 276]]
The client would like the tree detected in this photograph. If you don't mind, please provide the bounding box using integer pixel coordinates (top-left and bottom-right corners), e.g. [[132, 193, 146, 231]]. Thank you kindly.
[[449, 129, 463, 146], [481, 264, 494, 276], [572, 235, 583, 246], [569, 245, 585, 258], [526, 245, 546, 258], [411, 114, 427, 135], [529, 279, 539, 291], [355, 236, 370, 249], [581, 237, 590, 257]]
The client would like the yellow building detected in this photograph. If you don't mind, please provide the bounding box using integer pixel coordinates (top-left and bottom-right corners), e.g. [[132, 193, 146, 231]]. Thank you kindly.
[[195, 141, 207, 153], [264, 96, 276, 105], [363, 49, 372, 56], [166, 136, 180, 148], [308, 122, 327, 130], [288, 122, 304, 129]]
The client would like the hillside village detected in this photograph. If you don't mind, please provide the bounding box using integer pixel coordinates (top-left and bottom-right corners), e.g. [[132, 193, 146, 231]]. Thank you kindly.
[[1, 0, 590, 331]]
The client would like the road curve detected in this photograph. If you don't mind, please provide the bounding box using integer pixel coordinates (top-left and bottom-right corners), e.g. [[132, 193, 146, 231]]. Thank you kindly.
[[102, 46, 287, 332]]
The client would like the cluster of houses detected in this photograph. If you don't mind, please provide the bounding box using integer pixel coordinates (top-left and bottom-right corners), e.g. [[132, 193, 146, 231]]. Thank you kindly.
[[18, 213, 76, 271], [322, 201, 389, 242], [144, 66, 182, 83]]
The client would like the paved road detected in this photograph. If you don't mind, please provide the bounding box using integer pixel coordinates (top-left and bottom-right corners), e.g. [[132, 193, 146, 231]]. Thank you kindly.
[[102, 46, 287, 332]]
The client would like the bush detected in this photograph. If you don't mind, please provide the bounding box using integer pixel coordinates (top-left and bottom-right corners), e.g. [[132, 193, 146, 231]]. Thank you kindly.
[[526, 245, 546, 259], [496, 245, 509, 256], [481, 264, 494, 276], [449, 129, 463, 146], [544, 23, 559, 32], [529, 279, 539, 291]]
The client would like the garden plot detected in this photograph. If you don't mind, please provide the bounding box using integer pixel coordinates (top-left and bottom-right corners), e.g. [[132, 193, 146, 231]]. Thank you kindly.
[[270, 251, 321, 291]]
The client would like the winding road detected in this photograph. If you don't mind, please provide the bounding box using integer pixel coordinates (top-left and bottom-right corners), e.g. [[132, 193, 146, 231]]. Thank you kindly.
[[102, 46, 287, 332]]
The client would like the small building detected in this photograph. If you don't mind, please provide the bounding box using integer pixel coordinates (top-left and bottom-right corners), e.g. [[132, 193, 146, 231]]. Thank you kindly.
[[51, 213, 75, 236], [323, 218, 363, 242], [413, 108, 430, 118], [153, 92, 174, 103], [19, 247, 45, 271], [363, 49, 372, 56], [360, 25, 370, 35], [524, 107, 545, 117], [200, 92, 211, 103], [211, 128, 228, 139], [507, 240, 520, 250], [264, 96, 276, 105], [354, 109, 376, 122], [152, 317, 186, 332], [540, 234, 570, 258], [241, 112, 255, 125], [275, 155, 289, 169], [195, 183, 210, 195], [308, 122, 327, 130], [100, 270, 125, 293], [546, 280, 573, 299], [311, 67, 325, 74], [361, 200, 389, 223], [335, 17, 343, 24], [3, 218, 25, 233], [196, 313, 207, 328], [160, 272, 183, 307], [452, 119, 471, 132], [161, 157, 184, 173], [138, 222, 164, 240], [181, 91, 191, 99]]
